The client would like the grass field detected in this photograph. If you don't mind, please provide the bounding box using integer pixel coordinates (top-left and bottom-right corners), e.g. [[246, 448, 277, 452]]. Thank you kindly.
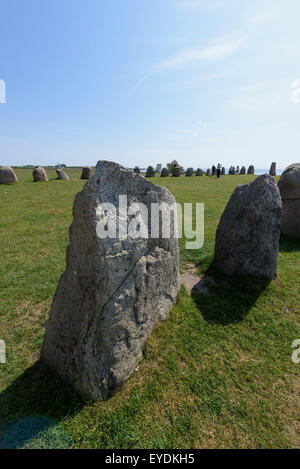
[[0, 168, 299, 449]]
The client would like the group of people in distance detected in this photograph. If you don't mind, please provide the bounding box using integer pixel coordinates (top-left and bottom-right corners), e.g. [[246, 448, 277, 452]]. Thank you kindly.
[[211, 163, 223, 178], [228, 165, 240, 175]]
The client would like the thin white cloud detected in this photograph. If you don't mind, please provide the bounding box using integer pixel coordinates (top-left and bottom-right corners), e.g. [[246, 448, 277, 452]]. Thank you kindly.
[[153, 38, 243, 72], [121, 75, 148, 103], [251, 5, 281, 26]]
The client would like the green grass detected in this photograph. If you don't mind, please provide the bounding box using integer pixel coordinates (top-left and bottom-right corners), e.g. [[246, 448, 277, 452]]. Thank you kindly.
[[0, 169, 299, 448]]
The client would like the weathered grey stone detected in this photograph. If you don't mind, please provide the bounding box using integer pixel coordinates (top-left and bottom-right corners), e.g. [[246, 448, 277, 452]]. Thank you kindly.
[[269, 162, 276, 176], [0, 166, 17, 184], [247, 165, 255, 175], [133, 166, 140, 174], [160, 167, 169, 177], [240, 166, 246, 175], [186, 168, 194, 177], [278, 163, 300, 239], [146, 166, 155, 178], [196, 168, 203, 176], [206, 168, 211, 176], [81, 166, 93, 180], [172, 166, 180, 177], [56, 169, 69, 180], [214, 174, 282, 279], [33, 166, 48, 182], [42, 161, 179, 400]]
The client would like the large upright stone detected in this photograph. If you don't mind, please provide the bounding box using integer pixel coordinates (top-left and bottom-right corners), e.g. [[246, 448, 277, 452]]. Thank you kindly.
[[160, 167, 169, 177], [172, 166, 180, 177], [240, 166, 246, 175], [42, 161, 179, 400], [146, 166, 155, 178], [81, 166, 93, 180], [0, 166, 17, 184], [247, 165, 254, 175], [33, 166, 48, 182], [269, 162, 276, 176], [186, 168, 194, 177], [196, 168, 203, 176], [214, 174, 282, 279], [278, 163, 300, 239], [56, 169, 69, 180]]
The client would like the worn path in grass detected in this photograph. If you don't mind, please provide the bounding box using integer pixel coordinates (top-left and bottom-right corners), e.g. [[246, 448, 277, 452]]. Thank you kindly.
[[0, 169, 299, 448]]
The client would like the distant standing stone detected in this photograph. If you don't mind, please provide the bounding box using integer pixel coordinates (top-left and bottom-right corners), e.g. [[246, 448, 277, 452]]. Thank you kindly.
[[206, 168, 211, 176], [196, 168, 203, 176], [214, 174, 282, 279], [172, 166, 180, 177], [160, 167, 169, 177], [247, 165, 254, 175], [240, 166, 246, 175], [278, 163, 300, 239], [133, 166, 140, 174], [33, 166, 48, 182], [81, 166, 93, 180], [0, 166, 17, 184], [186, 168, 194, 177], [56, 169, 69, 180], [41, 161, 179, 400], [146, 166, 155, 178], [269, 162, 276, 176], [221, 167, 225, 175]]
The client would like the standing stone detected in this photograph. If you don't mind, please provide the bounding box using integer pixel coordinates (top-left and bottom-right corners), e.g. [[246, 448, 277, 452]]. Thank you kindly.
[[146, 166, 155, 178], [41, 161, 179, 400], [56, 169, 69, 180], [240, 166, 246, 175], [0, 166, 17, 184], [247, 165, 254, 175], [206, 168, 211, 176], [269, 162, 276, 176], [33, 166, 48, 182], [214, 174, 282, 279], [160, 167, 169, 177], [172, 166, 180, 177], [186, 168, 194, 177], [278, 163, 300, 239], [196, 168, 203, 176], [81, 166, 93, 180], [221, 167, 225, 175], [133, 166, 140, 174]]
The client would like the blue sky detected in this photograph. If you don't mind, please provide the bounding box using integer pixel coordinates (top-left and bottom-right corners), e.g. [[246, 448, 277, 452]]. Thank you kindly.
[[1, 0, 300, 169]]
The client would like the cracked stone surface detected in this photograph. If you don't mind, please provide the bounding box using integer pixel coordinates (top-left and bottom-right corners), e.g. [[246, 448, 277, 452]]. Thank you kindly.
[[42, 161, 179, 400]]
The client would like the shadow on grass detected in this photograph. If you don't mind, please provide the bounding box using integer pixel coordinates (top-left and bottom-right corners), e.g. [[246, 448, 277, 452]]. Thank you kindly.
[[279, 235, 300, 252], [192, 264, 270, 325], [0, 359, 82, 447]]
